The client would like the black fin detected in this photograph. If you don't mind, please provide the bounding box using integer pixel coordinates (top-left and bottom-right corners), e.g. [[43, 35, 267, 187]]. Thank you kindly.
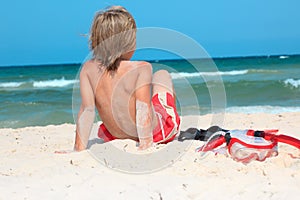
[[178, 129, 198, 141], [178, 126, 229, 142]]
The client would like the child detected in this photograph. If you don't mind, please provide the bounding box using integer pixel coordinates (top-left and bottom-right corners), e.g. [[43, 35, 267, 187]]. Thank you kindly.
[[74, 6, 180, 151]]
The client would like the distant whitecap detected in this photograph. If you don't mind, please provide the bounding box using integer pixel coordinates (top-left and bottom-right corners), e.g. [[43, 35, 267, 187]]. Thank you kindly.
[[279, 55, 289, 59], [33, 77, 78, 88], [170, 70, 248, 79], [284, 78, 300, 88]]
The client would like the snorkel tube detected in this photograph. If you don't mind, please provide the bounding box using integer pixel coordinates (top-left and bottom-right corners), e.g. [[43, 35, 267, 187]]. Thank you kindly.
[[246, 130, 300, 150], [197, 134, 226, 152]]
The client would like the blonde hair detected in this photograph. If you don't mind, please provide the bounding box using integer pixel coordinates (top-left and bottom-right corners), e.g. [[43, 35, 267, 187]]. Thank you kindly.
[[89, 6, 137, 71]]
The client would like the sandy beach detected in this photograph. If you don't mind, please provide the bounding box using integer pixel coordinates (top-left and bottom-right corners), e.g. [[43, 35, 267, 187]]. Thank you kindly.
[[0, 113, 300, 199]]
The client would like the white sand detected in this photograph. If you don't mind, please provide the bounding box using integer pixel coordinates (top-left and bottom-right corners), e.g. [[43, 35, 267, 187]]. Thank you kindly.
[[0, 113, 300, 199]]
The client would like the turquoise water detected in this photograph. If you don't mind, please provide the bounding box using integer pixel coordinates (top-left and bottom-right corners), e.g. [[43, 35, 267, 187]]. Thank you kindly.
[[1, 55, 300, 128]]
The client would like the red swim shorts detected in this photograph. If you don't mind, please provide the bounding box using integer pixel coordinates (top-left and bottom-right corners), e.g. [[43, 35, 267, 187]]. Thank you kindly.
[[98, 92, 180, 144]]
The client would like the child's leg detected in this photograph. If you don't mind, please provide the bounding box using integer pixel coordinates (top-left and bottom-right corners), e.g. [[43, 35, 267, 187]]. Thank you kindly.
[[152, 70, 174, 97], [152, 70, 180, 143]]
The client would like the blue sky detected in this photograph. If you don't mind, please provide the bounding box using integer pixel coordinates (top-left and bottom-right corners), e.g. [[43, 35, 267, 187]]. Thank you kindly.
[[0, 0, 300, 66]]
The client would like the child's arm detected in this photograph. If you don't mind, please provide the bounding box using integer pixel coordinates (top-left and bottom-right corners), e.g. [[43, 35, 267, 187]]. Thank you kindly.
[[74, 67, 95, 151], [135, 63, 153, 150]]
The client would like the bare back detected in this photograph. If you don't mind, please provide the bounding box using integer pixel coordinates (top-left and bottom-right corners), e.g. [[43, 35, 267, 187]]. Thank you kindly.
[[82, 60, 153, 140]]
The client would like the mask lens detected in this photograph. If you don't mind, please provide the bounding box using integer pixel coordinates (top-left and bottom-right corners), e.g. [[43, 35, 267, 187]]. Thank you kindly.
[[229, 142, 278, 164]]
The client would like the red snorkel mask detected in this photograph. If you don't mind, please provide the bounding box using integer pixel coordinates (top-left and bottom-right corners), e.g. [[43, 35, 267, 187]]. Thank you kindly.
[[196, 129, 300, 164]]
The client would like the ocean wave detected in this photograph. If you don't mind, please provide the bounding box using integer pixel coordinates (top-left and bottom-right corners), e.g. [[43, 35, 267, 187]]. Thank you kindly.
[[284, 78, 300, 88], [248, 69, 278, 73], [0, 77, 78, 89], [0, 82, 24, 88], [226, 106, 300, 114], [170, 70, 248, 79], [33, 77, 78, 88], [279, 55, 289, 59]]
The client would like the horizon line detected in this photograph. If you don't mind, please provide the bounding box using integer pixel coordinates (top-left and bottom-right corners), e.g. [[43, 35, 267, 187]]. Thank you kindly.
[[0, 53, 299, 68]]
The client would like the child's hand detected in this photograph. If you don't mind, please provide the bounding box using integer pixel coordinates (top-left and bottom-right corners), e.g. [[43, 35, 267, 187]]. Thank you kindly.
[[138, 137, 153, 150]]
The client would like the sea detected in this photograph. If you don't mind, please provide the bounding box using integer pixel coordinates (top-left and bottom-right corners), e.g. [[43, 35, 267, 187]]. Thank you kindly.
[[1, 55, 300, 128]]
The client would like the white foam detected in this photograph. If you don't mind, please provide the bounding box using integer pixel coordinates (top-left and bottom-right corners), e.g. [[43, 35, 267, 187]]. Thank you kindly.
[[226, 106, 300, 114], [284, 78, 300, 88], [33, 77, 78, 88], [279, 55, 289, 59], [248, 69, 278, 73], [0, 82, 24, 88], [171, 72, 200, 79], [170, 70, 248, 79]]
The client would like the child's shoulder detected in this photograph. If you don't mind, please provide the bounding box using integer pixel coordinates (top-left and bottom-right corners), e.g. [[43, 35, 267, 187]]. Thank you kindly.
[[128, 61, 152, 70], [117, 60, 152, 73], [121, 60, 151, 66], [80, 60, 103, 74], [134, 60, 151, 66], [81, 60, 152, 73], [82, 60, 100, 69]]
